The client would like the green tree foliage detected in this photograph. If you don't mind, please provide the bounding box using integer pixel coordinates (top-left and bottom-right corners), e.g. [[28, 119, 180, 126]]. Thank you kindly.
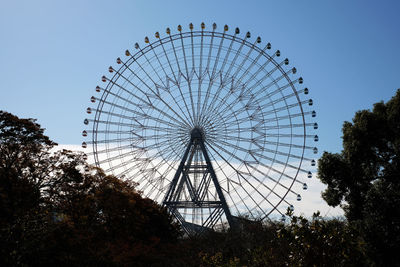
[[318, 89, 400, 265], [0, 111, 180, 266]]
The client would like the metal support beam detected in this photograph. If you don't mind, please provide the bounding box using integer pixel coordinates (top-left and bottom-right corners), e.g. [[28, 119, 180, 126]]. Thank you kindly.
[[198, 138, 235, 228], [163, 127, 235, 235]]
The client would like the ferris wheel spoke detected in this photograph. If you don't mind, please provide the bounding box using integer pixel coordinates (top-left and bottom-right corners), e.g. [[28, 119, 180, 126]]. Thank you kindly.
[[86, 118, 137, 128], [249, 111, 307, 125], [201, 58, 255, 124], [199, 81, 231, 125], [92, 143, 140, 158], [167, 33, 183, 76], [149, 39, 201, 123], [195, 30, 204, 125], [257, 145, 312, 162], [204, 59, 259, 121], [149, 43, 171, 88], [216, 30, 238, 78], [190, 29, 195, 71], [101, 142, 168, 172], [105, 155, 146, 174], [207, 150, 253, 216], [207, 138, 297, 188], [215, 133, 309, 152], [166, 34, 196, 125], [223, 39, 252, 84], [90, 105, 184, 131], [220, 33, 246, 82], [210, 30, 226, 78], [109, 65, 193, 126], [236, 51, 276, 89], [256, 66, 296, 93], [230, 40, 267, 87], [119, 148, 179, 183], [154, 157, 180, 179], [100, 142, 166, 167], [155, 144, 185, 161], [259, 91, 304, 112], [237, 46, 271, 88], [266, 78, 300, 98], [93, 122, 174, 133], [204, 91, 260, 127], [137, 163, 170, 192], [262, 140, 313, 151], [222, 122, 311, 135], [95, 148, 139, 168], [136, 44, 168, 88], [264, 133, 316, 139], [120, 159, 159, 184], [239, 75, 304, 113], [260, 99, 310, 118], [124, 51, 165, 94], [136, 132, 179, 141], [137, 169, 167, 199], [247, 149, 308, 174], [177, 31, 197, 123], [221, 107, 258, 127], [199, 28, 226, 121], [207, 139, 299, 205], [148, 141, 185, 167], [89, 104, 147, 121], [164, 137, 188, 152], [196, 28, 215, 125], [205, 28, 216, 71], [94, 148, 141, 169], [207, 99, 254, 128], [85, 130, 134, 135], [240, 51, 282, 90], [99, 78, 190, 128], [96, 137, 181, 169], [85, 136, 142, 145], [206, 143, 272, 218], [203, 56, 288, 127]]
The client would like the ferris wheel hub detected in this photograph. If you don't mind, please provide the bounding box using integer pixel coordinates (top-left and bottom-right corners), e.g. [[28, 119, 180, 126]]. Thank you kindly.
[[190, 127, 205, 141]]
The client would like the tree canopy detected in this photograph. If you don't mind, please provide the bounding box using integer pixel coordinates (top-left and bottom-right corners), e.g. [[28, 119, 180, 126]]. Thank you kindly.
[[317, 89, 400, 265], [0, 111, 180, 266]]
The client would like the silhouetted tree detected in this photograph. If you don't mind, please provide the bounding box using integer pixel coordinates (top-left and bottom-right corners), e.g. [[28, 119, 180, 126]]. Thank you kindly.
[[317, 89, 400, 265], [41, 153, 180, 266], [189, 211, 366, 266], [0, 111, 55, 220], [0, 111, 57, 265], [0, 111, 180, 266]]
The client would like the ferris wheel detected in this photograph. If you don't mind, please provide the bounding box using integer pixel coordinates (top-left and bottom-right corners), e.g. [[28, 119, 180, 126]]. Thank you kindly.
[[82, 23, 318, 235]]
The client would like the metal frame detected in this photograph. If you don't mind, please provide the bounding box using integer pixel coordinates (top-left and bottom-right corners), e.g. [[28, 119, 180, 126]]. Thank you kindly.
[[163, 128, 234, 235], [83, 23, 318, 231]]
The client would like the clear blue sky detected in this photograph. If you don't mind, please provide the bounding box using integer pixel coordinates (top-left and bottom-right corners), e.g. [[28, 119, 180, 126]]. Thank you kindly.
[[1, 0, 399, 154]]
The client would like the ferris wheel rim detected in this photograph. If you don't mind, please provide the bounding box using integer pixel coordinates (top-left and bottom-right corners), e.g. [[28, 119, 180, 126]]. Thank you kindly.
[[84, 23, 317, 223]]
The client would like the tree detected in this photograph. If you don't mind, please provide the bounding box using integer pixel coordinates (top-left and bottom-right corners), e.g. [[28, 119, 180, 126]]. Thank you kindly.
[[0, 111, 56, 222], [317, 89, 400, 265], [183, 211, 366, 266], [0, 111, 180, 266], [0, 111, 58, 265], [41, 153, 181, 266]]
